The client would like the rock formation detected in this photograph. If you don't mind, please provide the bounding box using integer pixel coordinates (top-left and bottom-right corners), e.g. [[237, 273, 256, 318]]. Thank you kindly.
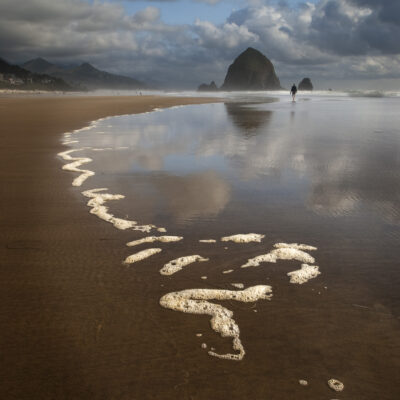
[[298, 77, 313, 91], [221, 48, 281, 91], [197, 81, 218, 92]]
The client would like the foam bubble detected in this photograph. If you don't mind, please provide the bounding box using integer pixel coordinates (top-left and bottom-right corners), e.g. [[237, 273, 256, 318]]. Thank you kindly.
[[159, 285, 273, 361], [157, 227, 167, 233], [126, 236, 182, 247], [328, 379, 344, 392], [241, 245, 315, 268], [274, 243, 317, 251], [62, 140, 79, 145], [201, 276, 208, 280], [91, 147, 113, 152], [199, 239, 217, 243], [299, 379, 308, 386], [221, 234, 265, 243], [58, 149, 94, 187], [82, 188, 155, 232], [287, 264, 321, 284], [231, 283, 244, 289], [160, 255, 209, 276], [123, 248, 162, 264]]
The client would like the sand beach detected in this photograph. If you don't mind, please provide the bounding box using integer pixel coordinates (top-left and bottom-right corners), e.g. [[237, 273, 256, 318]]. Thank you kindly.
[[0, 93, 399, 400]]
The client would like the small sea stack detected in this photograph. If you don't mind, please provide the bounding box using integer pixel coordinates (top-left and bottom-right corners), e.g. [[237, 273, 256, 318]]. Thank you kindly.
[[197, 81, 218, 92], [298, 77, 313, 91]]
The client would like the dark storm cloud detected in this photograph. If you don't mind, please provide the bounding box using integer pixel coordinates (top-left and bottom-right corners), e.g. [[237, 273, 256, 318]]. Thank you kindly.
[[307, 0, 400, 55]]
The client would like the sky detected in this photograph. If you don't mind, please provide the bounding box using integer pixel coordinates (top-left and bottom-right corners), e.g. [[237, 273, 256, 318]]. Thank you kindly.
[[0, 0, 399, 90]]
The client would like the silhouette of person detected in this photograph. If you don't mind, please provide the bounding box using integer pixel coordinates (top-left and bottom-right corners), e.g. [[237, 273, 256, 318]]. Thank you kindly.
[[290, 84, 297, 101]]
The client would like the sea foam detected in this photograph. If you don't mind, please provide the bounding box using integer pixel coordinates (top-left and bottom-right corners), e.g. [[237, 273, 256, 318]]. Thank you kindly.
[[58, 148, 94, 187], [241, 245, 316, 268], [160, 255, 209, 276], [159, 285, 273, 360], [82, 188, 156, 232], [123, 248, 162, 264], [287, 264, 321, 284], [221, 233, 265, 243], [127, 236, 182, 247]]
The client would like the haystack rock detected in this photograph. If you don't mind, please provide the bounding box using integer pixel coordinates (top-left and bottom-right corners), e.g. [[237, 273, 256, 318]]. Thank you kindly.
[[221, 48, 281, 91], [298, 77, 313, 91], [197, 81, 218, 92]]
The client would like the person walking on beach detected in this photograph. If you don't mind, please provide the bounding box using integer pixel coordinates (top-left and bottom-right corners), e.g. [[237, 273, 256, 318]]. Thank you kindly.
[[290, 84, 297, 102]]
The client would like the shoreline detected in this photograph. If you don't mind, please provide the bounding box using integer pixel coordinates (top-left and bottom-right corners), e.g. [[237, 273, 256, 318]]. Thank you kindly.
[[0, 95, 222, 399]]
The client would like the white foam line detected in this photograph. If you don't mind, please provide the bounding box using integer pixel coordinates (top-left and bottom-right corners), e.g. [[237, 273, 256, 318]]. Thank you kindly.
[[221, 233, 265, 243], [274, 243, 317, 251], [287, 264, 321, 284], [91, 147, 113, 152], [58, 148, 94, 187], [63, 140, 79, 145], [82, 188, 156, 232], [222, 269, 234, 274], [231, 283, 244, 289], [160, 255, 209, 276], [126, 236, 183, 247], [160, 285, 273, 361], [123, 248, 162, 264], [199, 239, 217, 243], [241, 245, 315, 268]]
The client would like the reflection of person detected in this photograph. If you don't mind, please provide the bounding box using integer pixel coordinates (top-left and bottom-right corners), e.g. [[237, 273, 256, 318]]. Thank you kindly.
[[290, 84, 297, 101]]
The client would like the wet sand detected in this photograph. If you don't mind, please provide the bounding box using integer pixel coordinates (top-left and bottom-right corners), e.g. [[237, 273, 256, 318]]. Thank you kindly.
[[0, 95, 223, 399], [1, 95, 399, 400]]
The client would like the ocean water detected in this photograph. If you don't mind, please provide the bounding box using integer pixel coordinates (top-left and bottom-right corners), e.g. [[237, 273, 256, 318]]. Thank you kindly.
[[59, 93, 400, 399]]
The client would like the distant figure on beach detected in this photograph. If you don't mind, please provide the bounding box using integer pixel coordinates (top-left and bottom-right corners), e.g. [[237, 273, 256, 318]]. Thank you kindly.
[[290, 84, 297, 102]]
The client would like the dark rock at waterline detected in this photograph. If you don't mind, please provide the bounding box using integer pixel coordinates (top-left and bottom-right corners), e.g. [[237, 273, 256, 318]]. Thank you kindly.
[[197, 81, 218, 92], [298, 77, 313, 91], [221, 47, 281, 91]]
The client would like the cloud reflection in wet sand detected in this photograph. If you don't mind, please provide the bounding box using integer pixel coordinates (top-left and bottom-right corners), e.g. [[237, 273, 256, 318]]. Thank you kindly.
[[56, 97, 400, 397]]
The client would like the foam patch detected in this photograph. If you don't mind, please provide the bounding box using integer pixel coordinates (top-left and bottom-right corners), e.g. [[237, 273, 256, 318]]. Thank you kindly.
[[274, 243, 317, 251], [287, 264, 321, 284], [221, 234, 265, 243], [328, 379, 344, 392], [160, 255, 209, 276], [241, 245, 315, 268], [159, 285, 273, 360], [82, 188, 155, 232], [199, 239, 217, 243], [123, 248, 162, 264], [127, 236, 182, 247], [58, 149, 94, 187], [223, 269, 234, 274], [231, 283, 244, 289]]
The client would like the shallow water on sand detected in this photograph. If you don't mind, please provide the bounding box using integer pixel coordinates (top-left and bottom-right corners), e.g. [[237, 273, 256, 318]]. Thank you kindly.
[[62, 95, 400, 399]]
